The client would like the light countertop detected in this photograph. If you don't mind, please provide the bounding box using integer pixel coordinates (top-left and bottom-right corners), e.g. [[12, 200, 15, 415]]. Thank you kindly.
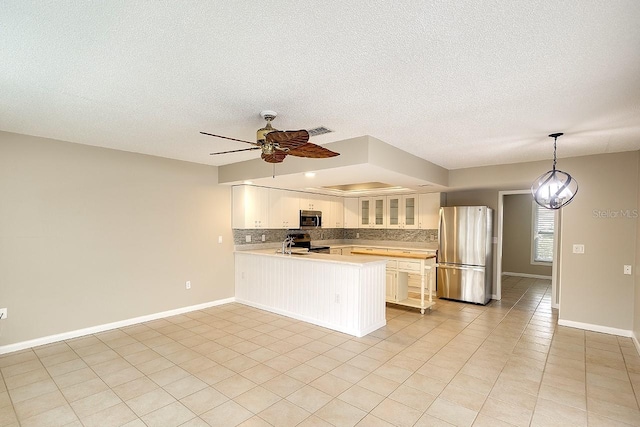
[[235, 249, 389, 266]]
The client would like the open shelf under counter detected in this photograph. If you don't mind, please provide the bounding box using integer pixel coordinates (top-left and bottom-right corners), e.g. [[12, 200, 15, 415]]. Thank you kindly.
[[350, 249, 436, 314]]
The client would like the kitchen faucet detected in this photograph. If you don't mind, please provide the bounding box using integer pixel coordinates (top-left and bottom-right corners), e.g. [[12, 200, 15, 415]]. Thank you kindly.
[[282, 236, 294, 255]]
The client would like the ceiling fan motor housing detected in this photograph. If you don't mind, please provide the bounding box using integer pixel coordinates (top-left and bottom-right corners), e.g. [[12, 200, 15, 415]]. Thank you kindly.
[[257, 110, 278, 143]]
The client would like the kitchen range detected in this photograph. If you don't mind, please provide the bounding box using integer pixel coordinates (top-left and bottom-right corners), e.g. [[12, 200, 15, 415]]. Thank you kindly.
[[288, 231, 331, 254]]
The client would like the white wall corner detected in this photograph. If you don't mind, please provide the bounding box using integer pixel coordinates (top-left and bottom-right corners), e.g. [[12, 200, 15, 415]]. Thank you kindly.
[[0, 297, 236, 355], [633, 331, 640, 356]]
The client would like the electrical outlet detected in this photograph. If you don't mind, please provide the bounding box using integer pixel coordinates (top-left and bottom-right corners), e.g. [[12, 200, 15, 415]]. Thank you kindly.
[[356, 233, 360, 238], [0, 308, 7, 320], [624, 265, 632, 275], [245, 235, 251, 243], [185, 281, 191, 290], [261, 234, 265, 242]]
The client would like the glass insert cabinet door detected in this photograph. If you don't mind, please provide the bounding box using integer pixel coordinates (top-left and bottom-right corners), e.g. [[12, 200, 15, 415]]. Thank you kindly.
[[386, 195, 417, 229], [360, 197, 386, 228], [375, 199, 384, 225], [405, 196, 416, 226], [360, 199, 370, 225], [389, 198, 399, 226]]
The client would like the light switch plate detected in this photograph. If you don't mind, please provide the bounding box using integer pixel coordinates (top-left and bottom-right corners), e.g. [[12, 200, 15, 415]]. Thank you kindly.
[[572, 244, 585, 254]]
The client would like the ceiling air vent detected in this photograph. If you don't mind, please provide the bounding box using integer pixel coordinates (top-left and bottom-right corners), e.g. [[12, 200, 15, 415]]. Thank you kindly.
[[307, 126, 333, 137]]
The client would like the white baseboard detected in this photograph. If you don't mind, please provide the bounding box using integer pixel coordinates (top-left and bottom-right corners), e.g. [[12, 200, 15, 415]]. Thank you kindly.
[[558, 318, 632, 337], [502, 272, 552, 280], [0, 297, 236, 355]]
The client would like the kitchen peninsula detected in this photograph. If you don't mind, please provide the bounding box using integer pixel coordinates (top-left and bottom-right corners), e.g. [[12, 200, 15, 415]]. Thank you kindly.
[[235, 250, 388, 337]]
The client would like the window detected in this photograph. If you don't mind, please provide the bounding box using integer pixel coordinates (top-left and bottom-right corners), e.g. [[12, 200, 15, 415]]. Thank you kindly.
[[532, 202, 555, 263]]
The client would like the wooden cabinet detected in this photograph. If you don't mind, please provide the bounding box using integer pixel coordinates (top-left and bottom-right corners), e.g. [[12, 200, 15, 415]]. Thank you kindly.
[[418, 193, 441, 230], [385, 265, 396, 301], [330, 197, 344, 228], [343, 198, 359, 229], [233, 185, 270, 229], [386, 195, 417, 229], [233, 187, 441, 231], [350, 247, 436, 313], [359, 197, 386, 228], [385, 260, 409, 302], [320, 195, 342, 229], [269, 188, 299, 229], [300, 194, 326, 211], [352, 247, 385, 254]]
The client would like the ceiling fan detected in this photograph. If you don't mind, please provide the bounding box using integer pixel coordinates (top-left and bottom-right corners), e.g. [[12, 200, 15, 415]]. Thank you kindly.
[[201, 110, 340, 163]]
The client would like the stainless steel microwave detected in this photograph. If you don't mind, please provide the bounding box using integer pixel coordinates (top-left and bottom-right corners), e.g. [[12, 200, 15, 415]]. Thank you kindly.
[[300, 210, 322, 228]]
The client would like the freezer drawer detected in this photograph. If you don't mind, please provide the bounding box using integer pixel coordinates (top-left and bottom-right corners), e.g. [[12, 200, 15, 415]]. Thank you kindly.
[[437, 264, 490, 305]]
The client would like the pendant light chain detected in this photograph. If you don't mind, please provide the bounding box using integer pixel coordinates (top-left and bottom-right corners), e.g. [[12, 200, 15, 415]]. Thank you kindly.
[[552, 136, 557, 171]]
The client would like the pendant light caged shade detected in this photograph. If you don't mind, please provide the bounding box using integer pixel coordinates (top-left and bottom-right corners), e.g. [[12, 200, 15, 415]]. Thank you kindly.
[[531, 133, 578, 210]]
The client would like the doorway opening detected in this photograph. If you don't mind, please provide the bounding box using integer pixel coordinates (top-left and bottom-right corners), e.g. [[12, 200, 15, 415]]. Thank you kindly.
[[496, 190, 560, 308]]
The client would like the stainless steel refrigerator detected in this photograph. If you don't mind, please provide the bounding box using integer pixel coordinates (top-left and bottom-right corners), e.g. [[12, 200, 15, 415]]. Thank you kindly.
[[437, 206, 493, 305]]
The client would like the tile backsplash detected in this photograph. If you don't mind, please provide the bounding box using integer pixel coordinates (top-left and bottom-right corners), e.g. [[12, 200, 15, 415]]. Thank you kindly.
[[233, 228, 437, 246]]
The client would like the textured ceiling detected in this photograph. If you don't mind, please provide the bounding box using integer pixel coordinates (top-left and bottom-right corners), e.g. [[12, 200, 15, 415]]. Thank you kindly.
[[1, 1, 640, 170]]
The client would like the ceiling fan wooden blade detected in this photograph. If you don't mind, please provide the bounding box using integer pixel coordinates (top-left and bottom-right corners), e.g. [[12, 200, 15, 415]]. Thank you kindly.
[[266, 130, 309, 150], [210, 147, 261, 155], [200, 132, 259, 146], [261, 152, 288, 163], [286, 143, 340, 159]]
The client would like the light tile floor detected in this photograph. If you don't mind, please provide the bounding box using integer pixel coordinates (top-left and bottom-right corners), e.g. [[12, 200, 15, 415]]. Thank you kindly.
[[2, 276, 640, 426]]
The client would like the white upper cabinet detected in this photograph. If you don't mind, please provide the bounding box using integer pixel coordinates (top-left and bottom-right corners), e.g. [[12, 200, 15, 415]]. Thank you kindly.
[[269, 188, 300, 229], [386, 194, 418, 229], [300, 194, 322, 211], [233, 185, 441, 231], [326, 196, 343, 228], [233, 185, 270, 229], [418, 193, 441, 229], [359, 196, 386, 228], [343, 198, 359, 229]]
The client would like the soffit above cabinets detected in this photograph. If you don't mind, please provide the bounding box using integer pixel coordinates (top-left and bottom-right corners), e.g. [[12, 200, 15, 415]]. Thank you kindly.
[[218, 136, 448, 195]]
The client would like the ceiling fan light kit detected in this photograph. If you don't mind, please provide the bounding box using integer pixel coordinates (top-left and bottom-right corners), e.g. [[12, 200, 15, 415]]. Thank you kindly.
[[531, 132, 578, 210], [202, 110, 340, 164]]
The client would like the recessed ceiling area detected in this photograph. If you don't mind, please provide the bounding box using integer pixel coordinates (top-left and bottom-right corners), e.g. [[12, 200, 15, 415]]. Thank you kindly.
[[1, 2, 639, 172], [322, 182, 397, 192], [218, 136, 449, 194]]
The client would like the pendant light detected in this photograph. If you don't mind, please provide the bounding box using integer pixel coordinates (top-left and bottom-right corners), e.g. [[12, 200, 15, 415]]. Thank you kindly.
[[531, 133, 578, 209]]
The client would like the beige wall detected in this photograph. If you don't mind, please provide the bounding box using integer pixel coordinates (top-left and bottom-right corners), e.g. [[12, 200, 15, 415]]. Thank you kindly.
[[557, 153, 637, 330], [635, 153, 640, 343], [502, 194, 552, 277], [445, 189, 498, 211], [451, 151, 639, 331], [0, 132, 235, 347]]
